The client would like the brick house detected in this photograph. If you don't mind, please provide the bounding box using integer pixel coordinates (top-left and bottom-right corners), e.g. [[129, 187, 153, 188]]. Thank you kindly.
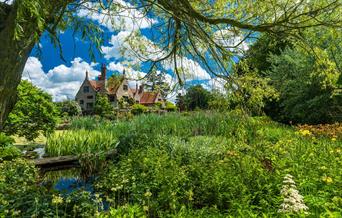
[[75, 64, 164, 113]]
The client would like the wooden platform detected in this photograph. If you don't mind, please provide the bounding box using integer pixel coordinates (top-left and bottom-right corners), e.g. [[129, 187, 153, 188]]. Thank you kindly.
[[34, 149, 117, 172]]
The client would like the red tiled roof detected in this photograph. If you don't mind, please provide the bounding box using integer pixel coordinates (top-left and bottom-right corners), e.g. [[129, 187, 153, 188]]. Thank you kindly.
[[140, 92, 159, 104], [89, 80, 104, 90]]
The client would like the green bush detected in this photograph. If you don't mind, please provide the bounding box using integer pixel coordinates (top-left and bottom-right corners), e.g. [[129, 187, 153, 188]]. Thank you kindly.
[[55, 100, 82, 117], [0, 146, 21, 161], [3, 80, 59, 141], [131, 104, 148, 115], [0, 133, 14, 148], [165, 101, 177, 112], [94, 93, 114, 118]]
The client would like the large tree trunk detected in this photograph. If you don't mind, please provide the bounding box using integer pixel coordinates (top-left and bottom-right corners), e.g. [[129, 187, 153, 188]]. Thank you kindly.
[[0, 3, 36, 130]]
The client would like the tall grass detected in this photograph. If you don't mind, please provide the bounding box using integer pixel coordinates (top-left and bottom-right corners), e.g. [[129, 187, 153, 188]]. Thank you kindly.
[[47, 111, 296, 157], [46, 129, 118, 156]]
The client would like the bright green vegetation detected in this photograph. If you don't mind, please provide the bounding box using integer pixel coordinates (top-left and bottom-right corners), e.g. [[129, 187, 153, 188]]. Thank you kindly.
[[46, 130, 118, 156], [0, 111, 334, 217], [3, 80, 59, 141]]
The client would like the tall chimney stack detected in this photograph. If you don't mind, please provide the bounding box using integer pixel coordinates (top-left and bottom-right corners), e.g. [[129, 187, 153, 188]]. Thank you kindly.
[[85, 71, 89, 80], [101, 64, 107, 81]]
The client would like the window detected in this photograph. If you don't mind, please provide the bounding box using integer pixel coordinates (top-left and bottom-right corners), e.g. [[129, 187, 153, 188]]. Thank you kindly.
[[123, 85, 128, 91], [80, 100, 84, 104], [109, 95, 115, 102], [87, 95, 93, 99], [83, 86, 90, 93], [86, 102, 93, 109]]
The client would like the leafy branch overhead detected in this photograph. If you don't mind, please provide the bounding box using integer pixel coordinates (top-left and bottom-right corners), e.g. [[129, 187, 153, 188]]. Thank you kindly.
[[2, 0, 341, 80]]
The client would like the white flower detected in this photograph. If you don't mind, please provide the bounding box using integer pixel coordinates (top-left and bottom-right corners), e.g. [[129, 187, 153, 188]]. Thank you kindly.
[[278, 174, 309, 214]]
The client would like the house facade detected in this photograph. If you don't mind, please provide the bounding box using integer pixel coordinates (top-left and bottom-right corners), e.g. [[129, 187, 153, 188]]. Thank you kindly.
[[75, 64, 164, 113]]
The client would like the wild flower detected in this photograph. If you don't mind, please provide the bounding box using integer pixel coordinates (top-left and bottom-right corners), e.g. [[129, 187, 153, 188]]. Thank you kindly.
[[52, 194, 64, 205], [320, 166, 327, 171], [278, 174, 309, 214], [144, 191, 152, 198], [297, 129, 312, 136], [322, 176, 333, 184]]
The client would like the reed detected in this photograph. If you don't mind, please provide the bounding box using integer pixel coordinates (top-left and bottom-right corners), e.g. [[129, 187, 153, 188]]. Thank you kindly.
[[46, 129, 118, 156]]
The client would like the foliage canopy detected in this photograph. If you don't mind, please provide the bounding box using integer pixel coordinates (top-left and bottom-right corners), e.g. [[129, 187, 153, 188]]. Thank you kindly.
[[3, 80, 59, 140]]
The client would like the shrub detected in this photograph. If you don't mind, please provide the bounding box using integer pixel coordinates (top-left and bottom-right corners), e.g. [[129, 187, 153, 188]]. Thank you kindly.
[[0, 133, 14, 148], [165, 101, 177, 112], [94, 94, 114, 118], [131, 104, 148, 115], [3, 80, 59, 141], [0, 146, 21, 161], [55, 100, 82, 117]]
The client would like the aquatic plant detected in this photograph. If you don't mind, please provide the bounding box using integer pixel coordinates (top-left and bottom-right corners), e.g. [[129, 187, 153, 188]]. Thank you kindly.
[[46, 130, 118, 156]]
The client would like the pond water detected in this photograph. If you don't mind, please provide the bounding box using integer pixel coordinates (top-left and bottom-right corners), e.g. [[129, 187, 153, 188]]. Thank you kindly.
[[41, 169, 110, 210]]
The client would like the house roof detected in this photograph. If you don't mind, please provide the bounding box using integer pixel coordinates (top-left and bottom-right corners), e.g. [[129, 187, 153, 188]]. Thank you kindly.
[[89, 80, 104, 91], [140, 92, 159, 104]]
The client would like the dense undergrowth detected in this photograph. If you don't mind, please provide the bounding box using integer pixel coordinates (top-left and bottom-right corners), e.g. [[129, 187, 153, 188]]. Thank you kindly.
[[1, 111, 341, 217]]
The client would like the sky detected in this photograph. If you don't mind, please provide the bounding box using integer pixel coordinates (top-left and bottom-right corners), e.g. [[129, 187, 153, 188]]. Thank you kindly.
[[2, 0, 247, 102]]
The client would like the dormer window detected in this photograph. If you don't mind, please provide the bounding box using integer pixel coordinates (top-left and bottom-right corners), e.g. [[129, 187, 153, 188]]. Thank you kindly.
[[123, 85, 128, 91], [83, 86, 90, 93]]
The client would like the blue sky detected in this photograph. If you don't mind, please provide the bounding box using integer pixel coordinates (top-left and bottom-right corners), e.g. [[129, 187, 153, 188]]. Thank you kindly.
[[9, 0, 247, 101]]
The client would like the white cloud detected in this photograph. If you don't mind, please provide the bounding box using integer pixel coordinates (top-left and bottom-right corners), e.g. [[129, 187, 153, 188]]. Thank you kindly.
[[213, 29, 249, 53], [102, 31, 211, 82], [163, 56, 212, 81], [0, 0, 13, 4], [47, 57, 99, 83], [78, 0, 155, 32], [23, 57, 100, 102], [107, 62, 146, 81], [203, 77, 227, 93]]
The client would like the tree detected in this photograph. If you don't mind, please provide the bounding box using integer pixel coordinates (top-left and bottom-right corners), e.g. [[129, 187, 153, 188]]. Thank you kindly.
[[94, 93, 113, 118], [0, 0, 341, 128], [268, 47, 341, 124], [226, 72, 278, 116], [235, 34, 292, 77], [208, 91, 230, 112], [145, 71, 170, 99], [184, 85, 211, 110], [55, 100, 82, 117], [3, 80, 59, 141], [175, 93, 186, 112]]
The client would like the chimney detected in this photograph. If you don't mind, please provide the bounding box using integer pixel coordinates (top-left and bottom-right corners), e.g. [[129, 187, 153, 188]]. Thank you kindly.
[[135, 82, 138, 95], [123, 69, 126, 78], [101, 64, 107, 81], [139, 84, 144, 94], [85, 71, 89, 80]]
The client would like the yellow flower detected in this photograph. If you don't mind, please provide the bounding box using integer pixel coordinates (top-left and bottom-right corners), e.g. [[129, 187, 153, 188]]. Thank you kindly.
[[52, 195, 63, 205], [187, 190, 194, 201], [143, 206, 149, 211], [335, 148, 341, 153], [298, 129, 312, 136], [331, 137, 337, 141], [144, 191, 152, 198], [322, 176, 333, 184], [320, 166, 327, 170]]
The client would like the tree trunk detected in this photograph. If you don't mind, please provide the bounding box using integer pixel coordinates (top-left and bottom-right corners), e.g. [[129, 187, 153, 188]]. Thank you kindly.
[[0, 4, 36, 130]]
